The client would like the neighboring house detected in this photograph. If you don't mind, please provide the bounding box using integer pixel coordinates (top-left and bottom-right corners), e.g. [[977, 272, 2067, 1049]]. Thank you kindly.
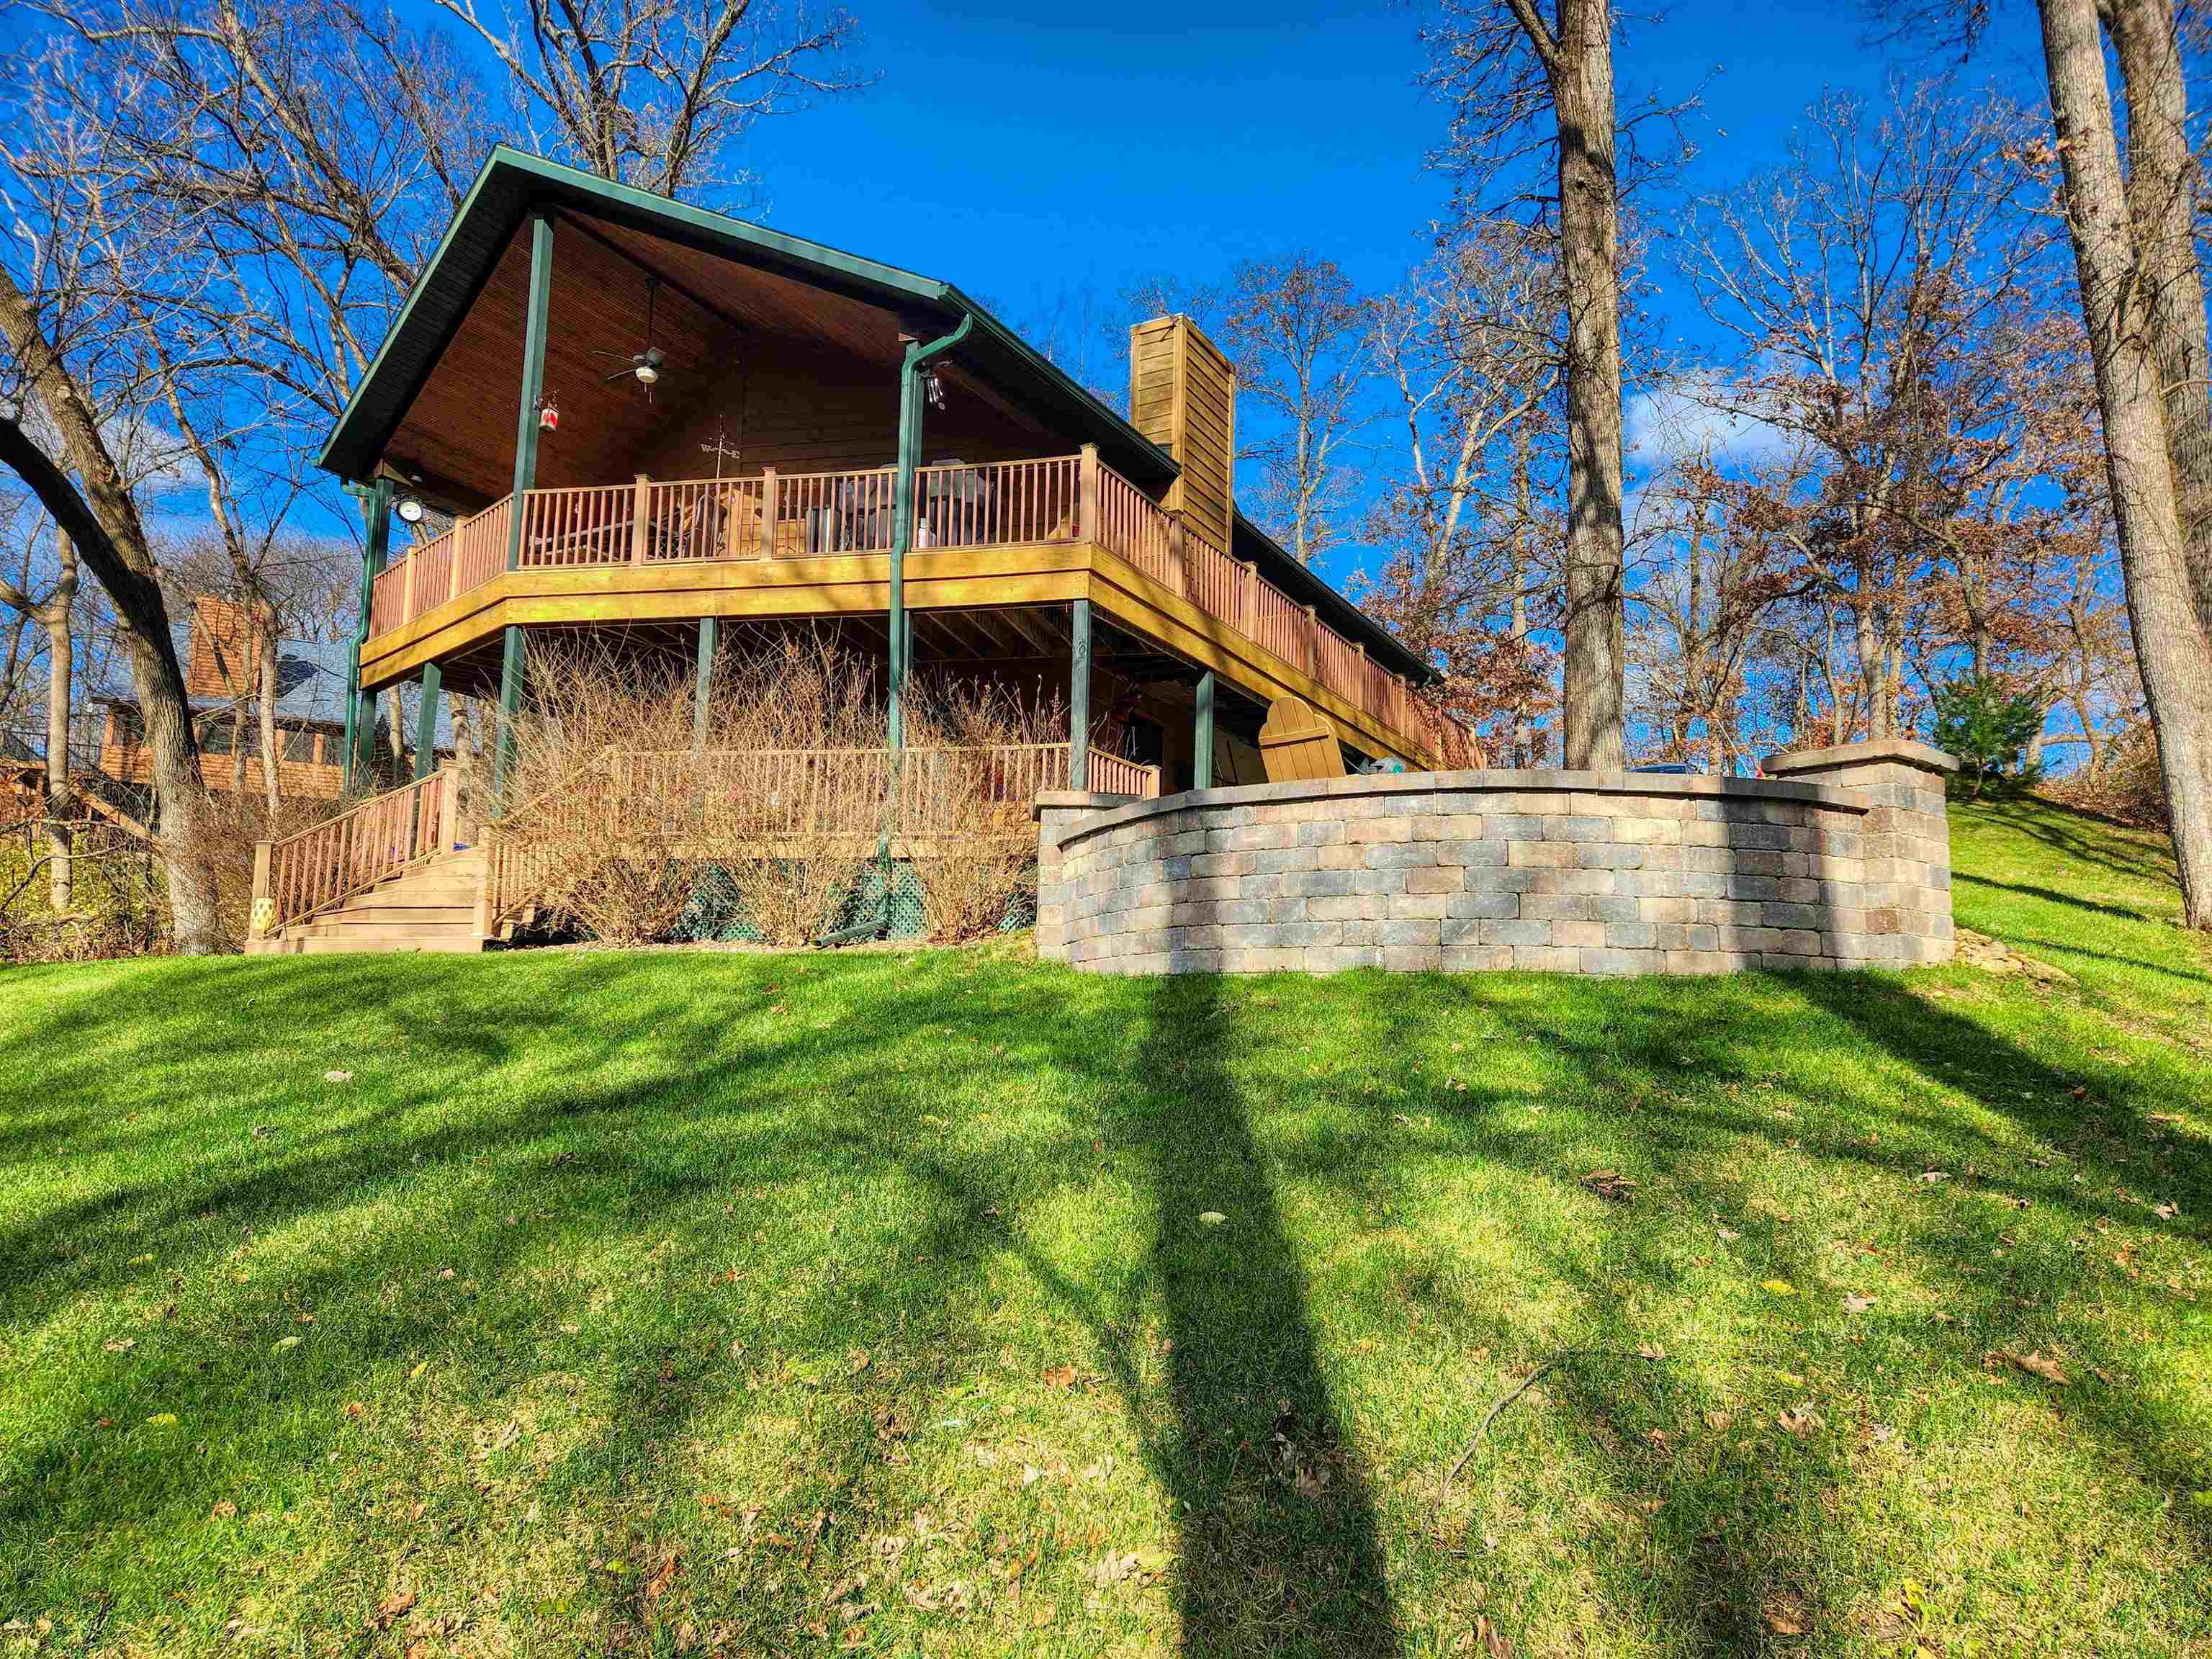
[[98, 595, 408, 803]]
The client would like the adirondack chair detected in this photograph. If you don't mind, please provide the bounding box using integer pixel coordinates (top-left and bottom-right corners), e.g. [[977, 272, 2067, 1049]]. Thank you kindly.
[[1258, 694, 1345, 783]]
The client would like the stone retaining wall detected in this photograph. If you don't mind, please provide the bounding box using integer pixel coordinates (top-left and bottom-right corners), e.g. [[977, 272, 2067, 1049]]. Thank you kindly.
[[1035, 739, 1955, 976]]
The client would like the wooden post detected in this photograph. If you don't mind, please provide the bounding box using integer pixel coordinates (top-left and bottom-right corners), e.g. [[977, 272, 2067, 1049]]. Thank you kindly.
[[693, 616, 718, 752], [1069, 597, 1092, 791], [413, 661, 441, 781], [757, 467, 778, 558], [439, 763, 462, 852], [630, 473, 651, 566], [248, 841, 272, 943], [506, 214, 554, 572], [493, 623, 525, 802], [400, 550, 418, 622], [1077, 444, 1100, 544], [1194, 670, 1215, 792], [344, 478, 393, 792], [1166, 516, 1186, 597], [448, 534, 464, 603], [1240, 561, 1259, 635]]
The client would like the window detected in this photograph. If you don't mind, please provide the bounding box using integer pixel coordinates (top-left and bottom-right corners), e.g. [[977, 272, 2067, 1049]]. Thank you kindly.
[[200, 719, 235, 756], [284, 727, 318, 763]]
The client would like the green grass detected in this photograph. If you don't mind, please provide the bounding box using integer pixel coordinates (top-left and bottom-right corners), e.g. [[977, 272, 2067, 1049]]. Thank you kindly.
[[1, 796, 2206, 1658]]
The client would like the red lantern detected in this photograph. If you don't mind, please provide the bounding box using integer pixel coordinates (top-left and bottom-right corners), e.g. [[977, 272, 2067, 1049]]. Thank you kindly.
[[539, 397, 559, 433]]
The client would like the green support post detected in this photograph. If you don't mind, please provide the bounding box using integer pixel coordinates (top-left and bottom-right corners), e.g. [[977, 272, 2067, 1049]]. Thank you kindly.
[[889, 312, 972, 751], [693, 616, 717, 752], [1069, 598, 1092, 791], [413, 661, 442, 781], [493, 624, 525, 802], [1193, 670, 1215, 791], [506, 215, 554, 571], [345, 477, 394, 790]]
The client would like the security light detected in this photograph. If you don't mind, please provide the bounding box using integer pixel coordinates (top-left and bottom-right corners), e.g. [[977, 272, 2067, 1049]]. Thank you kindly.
[[395, 493, 426, 525]]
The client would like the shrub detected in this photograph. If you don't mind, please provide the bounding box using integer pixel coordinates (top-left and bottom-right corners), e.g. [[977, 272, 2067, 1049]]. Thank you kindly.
[[1930, 676, 2045, 799]]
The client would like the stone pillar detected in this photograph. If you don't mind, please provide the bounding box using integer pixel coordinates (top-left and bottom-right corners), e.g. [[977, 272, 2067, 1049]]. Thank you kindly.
[[1764, 739, 1959, 966]]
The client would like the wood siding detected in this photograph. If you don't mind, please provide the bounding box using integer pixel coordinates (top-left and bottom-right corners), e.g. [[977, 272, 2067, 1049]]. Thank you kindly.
[[1128, 315, 1235, 553]]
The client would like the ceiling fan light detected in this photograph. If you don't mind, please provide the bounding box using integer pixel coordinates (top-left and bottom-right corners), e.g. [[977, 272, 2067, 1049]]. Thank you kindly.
[[635, 360, 660, 386]]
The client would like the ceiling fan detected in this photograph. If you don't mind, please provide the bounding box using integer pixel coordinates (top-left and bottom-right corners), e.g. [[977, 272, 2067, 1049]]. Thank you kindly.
[[595, 276, 669, 398]]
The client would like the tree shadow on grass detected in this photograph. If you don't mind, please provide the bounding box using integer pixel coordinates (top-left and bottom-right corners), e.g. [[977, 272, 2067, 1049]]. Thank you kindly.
[[1123, 972, 1402, 1658]]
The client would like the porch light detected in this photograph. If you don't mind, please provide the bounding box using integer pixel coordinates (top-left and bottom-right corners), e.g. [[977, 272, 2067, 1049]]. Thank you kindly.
[[395, 493, 426, 525]]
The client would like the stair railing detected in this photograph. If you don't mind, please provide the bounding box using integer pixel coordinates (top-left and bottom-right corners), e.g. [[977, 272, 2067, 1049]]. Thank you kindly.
[[250, 768, 457, 943]]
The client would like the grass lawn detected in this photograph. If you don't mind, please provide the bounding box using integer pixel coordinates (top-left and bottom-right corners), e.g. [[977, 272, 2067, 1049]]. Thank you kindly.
[[1, 796, 2207, 1658]]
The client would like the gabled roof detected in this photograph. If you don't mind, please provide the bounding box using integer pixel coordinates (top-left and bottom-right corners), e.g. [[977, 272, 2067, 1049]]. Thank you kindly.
[[320, 147, 1431, 683]]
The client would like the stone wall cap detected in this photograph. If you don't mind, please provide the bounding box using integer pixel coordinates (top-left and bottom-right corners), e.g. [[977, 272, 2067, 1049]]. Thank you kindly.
[[1046, 766, 1871, 849], [1033, 790, 1144, 820], [1763, 739, 1959, 777]]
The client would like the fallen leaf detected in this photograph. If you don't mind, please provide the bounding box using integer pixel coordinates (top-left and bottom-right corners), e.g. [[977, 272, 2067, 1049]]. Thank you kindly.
[[1762, 1279, 1798, 1297], [644, 1552, 679, 1603], [369, 1589, 415, 1631], [1032, 1604, 1056, 1628], [2002, 1349, 2069, 1385], [1776, 1401, 1825, 1439], [2153, 1200, 2180, 1220], [145, 1412, 179, 1427], [408, 1361, 429, 1382], [1762, 1595, 1807, 1636], [210, 1500, 238, 1520], [847, 1348, 871, 1374], [1197, 1210, 1226, 1227], [1842, 1293, 1876, 1314], [103, 1337, 135, 1354], [1041, 1363, 1077, 1391], [273, 1335, 302, 1352], [323, 1069, 353, 1083], [1580, 1169, 1636, 1202], [1716, 1227, 1741, 1241]]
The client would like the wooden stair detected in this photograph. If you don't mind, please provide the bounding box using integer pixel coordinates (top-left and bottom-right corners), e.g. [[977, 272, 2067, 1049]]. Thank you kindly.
[[253, 848, 489, 956]]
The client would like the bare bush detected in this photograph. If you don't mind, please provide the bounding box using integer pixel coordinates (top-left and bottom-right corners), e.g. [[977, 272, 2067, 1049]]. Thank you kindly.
[[904, 675, 1066, 943]]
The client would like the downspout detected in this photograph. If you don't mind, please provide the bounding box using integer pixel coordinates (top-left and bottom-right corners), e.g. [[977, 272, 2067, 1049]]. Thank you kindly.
[[341, 477, 393, 793], [822, 310, 973, 946]]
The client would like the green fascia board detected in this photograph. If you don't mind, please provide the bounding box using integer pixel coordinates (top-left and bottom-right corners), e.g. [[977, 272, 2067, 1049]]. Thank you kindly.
[[322, 145, 1422, 683]]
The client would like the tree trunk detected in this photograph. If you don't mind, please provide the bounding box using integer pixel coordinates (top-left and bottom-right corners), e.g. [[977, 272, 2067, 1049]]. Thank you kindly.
[[0, 269, 225, 953], [2039, 0, 2212, 927], [257, 606, 281, 821], [2106, 0, 2212, 641], [42, 529, 77, 912], [1552, 0, 1627, 770]]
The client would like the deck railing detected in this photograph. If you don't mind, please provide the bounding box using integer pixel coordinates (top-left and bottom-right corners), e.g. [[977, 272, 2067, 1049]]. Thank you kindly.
[[481, 739, 1159, 931], [251, 769, 453, 938], [364, 451, 1467, 765]]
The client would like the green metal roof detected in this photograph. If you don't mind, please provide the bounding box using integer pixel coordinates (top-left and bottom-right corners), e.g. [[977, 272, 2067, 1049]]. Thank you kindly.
[[320, 146, 1430, 683]]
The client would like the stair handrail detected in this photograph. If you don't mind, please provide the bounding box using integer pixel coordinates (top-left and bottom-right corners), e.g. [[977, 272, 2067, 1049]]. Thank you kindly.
[[251, 768, 456, 943]]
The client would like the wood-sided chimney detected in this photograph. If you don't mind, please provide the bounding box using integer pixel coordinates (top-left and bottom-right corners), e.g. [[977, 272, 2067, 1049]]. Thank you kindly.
[[1128, 315, 1236, 554]]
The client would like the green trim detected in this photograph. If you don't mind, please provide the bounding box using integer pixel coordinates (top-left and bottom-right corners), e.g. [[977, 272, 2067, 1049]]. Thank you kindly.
[[693, 616, 717, 751], [493, 625, 526, 801], [346, 480, 394, 788], [1194, 670, 1215, 791], [507, 215, 554, 570], [1069, 598, 1092, 791], [413, 661, 442, 782]]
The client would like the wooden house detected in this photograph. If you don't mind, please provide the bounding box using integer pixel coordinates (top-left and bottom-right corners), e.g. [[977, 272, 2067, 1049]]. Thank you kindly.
[[253, 147, 1471, 953]]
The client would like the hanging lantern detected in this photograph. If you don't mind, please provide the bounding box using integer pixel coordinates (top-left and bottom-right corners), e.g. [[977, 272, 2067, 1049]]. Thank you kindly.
[[538, 395, 560, 433]]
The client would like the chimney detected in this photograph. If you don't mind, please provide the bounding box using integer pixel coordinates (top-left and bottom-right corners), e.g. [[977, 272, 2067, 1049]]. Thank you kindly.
[[186, 594, 266, 701], [1128, 315, 1236, 554]]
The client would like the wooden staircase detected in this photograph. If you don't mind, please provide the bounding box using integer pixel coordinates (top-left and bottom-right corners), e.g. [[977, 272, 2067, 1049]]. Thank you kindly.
[[252, 846, 489, 955]]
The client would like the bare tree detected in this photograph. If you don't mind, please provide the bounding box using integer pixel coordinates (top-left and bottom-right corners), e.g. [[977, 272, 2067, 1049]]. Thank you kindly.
[[1218, 254, 1374, 565], [2034, 0, 2212, 926], [0, 523, 78, 907], [1421, 0, 1633, 768], [430, 0, 869, 202]]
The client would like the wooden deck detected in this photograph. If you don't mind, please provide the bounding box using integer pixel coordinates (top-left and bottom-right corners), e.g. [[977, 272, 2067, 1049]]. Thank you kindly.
[[358, 451, 1469, 770]]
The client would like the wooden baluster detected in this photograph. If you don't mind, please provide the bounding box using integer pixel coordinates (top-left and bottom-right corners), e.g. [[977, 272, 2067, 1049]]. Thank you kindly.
[[631, 475, 651, 566], [758, 468, 778, 559], [1078, 444, 1100, 544]]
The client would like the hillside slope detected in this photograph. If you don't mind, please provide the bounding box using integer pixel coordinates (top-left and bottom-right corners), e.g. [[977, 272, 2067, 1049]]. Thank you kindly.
[[1, 796, 2206, 1657]]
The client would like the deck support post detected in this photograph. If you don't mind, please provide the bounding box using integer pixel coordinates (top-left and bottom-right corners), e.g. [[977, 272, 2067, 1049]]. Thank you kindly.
[[1069, 597, 1092, 791], [889, 311, 973, 754], [1193, 670, 1215, 791], [343, 477, 393, 791], [693, 616, 717, 752], [413, 661, 442, 781], [493, 624, 525, 802], [506, 214, 554, 572]]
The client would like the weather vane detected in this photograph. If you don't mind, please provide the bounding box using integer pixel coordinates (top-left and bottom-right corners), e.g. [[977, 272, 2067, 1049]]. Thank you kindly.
[[698, 415, 742, 481]]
